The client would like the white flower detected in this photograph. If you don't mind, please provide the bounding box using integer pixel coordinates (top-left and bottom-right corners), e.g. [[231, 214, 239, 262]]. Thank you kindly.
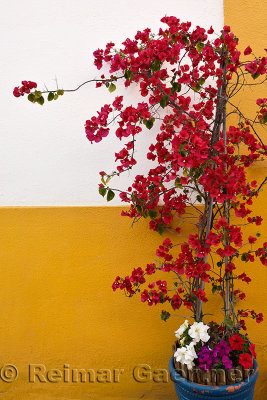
[[174, 347, 187, 364], [174, 342, 197, 367], [186, 361, 195, 370], [186, 342, 197, 359], [188, 321, 210, 343], [175, 320, 189, 339]]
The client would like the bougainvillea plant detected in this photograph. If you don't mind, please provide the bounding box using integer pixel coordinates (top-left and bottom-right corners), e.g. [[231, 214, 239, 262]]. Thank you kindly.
[[14, 16, 266, 377]]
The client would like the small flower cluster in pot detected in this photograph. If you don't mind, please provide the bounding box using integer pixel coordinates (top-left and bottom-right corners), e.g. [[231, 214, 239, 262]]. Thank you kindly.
[[174, 321, 256, 372]]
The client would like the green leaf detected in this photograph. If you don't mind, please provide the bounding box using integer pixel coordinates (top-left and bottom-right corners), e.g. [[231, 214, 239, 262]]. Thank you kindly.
[[36, 96, 44, 105], [148, 209, 157, 219], [160, 95, 169, 108], [196, 195, 202, 203], [252, 72, 260, 80], [53, 94, 59, 100], [259, 113, 267, 124], [136, 204, 143, 214], [124, 69, 133, 81], [224, 315, 234, 329], [192, 83, 201, 92], [99, 186, 107, 197], [157, 225, 165, 235], [171, 34, 177, 43], [57, 89, 64, 96], [159, 294, 165, 304], [150, 59, 161, 72], [27, 93, 35, 103], [160, 98, 166, 108], [212, 284, 222, 294], [196, 42, 205, 53], [143, 210, 148, 218], [199, 77, 205, 86], [175, 177, 183, 189], [34, 90, 42, 99], [107, 189, 115, 202], [179, 144, 186, 157], [241, 253, 248, 262], [182, 36, 189, 46], [108, 83, 116, 93], [161, 310, 171, 322], [171, 82, 181, 94], [145, 119, 154, 130], [48, 92, 54, 101]]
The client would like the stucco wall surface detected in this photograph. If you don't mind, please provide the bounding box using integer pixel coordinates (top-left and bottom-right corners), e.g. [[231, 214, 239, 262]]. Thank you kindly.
[[224, 0, 267, 397], [0, 0, 267, 400], [1, 0, 223, 205]]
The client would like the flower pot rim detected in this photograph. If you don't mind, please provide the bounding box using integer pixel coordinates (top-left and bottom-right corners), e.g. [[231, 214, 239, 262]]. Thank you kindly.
[[169, 356, 259, 395]]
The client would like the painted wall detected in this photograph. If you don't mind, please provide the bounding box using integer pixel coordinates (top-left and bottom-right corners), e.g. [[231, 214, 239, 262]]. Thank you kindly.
[[1, 0, 223, 205], [0, 1, 267, 400], [224, 1, 267, 397]]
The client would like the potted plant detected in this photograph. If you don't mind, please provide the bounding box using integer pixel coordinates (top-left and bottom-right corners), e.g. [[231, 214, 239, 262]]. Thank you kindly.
[[13, 16, 266, 399]]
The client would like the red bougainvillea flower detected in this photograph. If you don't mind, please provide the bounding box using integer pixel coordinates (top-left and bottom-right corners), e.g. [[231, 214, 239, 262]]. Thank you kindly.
[[229, 334, 245, 351], [244, 46, 252, 55], [249, 343, 257, 359], [250, 310, 264, 323], [248, 236, 257, 244], [13, 80, 37, 97], [171, 294, 182, 310], [239, 353, 253, 369]]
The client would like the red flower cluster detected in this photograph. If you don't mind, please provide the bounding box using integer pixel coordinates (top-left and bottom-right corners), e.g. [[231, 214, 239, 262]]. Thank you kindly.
[[245, 57, 267, 77], [85, 104, 112, 143], [13, 81, 37, 97], [228, 334, 256, 369]]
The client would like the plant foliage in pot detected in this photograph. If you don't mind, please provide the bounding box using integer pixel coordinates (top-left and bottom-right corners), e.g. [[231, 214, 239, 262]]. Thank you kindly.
[[13, 16, 267, 399]]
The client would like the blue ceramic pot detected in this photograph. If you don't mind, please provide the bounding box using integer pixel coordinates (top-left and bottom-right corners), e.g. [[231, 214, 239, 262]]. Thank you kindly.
[[169, 356, 259, 400]]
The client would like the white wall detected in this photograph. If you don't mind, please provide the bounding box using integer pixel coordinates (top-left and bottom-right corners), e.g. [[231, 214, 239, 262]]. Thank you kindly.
[[0, 0, 223, 205]]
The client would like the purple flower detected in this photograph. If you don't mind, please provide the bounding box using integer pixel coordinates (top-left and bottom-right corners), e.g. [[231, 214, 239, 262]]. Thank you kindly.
[[214, 340, 231, 358], [197, 346, 214, 371], [197, 340, 233, 371], [222, 355, 233, 370]]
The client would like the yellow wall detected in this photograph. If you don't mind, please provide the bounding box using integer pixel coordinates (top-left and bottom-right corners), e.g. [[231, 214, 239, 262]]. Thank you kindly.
[[224, 0, 267, 396], [0, 207, 187, 399], [0, 2, 266, 399], [0, 201, 267, 399]]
